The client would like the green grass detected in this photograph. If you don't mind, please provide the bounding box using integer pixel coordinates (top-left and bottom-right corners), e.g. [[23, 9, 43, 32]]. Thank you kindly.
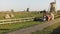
[[0, 12, 43, 34], [0, 21, 43, 34], [31, 22, 60, 34], [0, 12, 42, 20], [0, 12, 59, 20], [0, 12, 60, 34]]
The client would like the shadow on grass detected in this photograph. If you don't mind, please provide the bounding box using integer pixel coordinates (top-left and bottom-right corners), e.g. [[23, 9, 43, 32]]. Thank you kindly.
[[51, 27, 60, 34], [34, 17, 45, 22]]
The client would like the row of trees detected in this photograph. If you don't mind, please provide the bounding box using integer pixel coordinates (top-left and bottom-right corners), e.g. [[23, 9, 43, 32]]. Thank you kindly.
[[10, 8, 29, 12]]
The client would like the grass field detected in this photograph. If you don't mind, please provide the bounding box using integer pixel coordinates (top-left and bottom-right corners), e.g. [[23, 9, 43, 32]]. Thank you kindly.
[[0, 12, 42, 20], [0, 11, 59, 20], [0, 11, 43, 34], [31, 22, 60, 34], [0, 21, 43, 34], [0, 11, 60, 34]]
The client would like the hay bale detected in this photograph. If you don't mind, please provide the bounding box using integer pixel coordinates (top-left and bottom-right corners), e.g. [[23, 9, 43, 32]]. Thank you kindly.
[[4, 14, 11, 19], [10, 14, 14, 18]]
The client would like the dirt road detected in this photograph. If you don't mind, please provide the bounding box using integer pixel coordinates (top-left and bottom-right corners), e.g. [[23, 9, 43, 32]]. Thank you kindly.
[[6, 18, 60, 34]]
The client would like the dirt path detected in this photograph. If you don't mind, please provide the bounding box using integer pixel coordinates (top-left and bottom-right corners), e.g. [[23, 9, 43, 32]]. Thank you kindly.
[[6, 18, 60, 34]]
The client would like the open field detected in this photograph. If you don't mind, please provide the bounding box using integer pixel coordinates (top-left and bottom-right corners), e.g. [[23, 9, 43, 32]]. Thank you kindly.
[[0, 11, 60, 34], [0, 21, 43, 34], [6, 17, 60, 34], [31, 22, 60, 34], [0, 12, 42, 20], [0, 11, 43, 34], [0, 11, 59, 20]]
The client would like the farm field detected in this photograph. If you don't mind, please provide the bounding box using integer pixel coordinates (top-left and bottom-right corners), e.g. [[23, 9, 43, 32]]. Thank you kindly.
[[0, 21, 43, 34], [0, 11, 42, 20], [31, 22, 60, 34], [0, 11, 60, 34], [0, 11, 43, 34]]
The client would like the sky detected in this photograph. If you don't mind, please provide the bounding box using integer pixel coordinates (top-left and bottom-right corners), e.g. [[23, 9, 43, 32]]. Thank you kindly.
[[0, 0, 60, 11]]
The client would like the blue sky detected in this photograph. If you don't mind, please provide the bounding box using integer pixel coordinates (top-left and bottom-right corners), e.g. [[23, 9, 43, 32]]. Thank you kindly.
[[0, 0, 60, 11]]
